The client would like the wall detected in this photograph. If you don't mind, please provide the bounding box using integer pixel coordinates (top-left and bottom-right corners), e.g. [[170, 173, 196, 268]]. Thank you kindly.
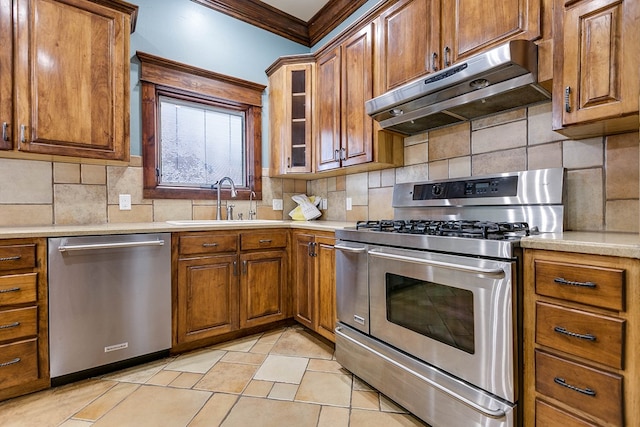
[[301, 103, 640, 232], [0, 2, 637, 231], [127, 0, 309, 162]]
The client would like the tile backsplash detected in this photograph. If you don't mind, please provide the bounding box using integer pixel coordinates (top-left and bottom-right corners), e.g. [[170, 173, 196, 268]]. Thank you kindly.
[[0, 103, 638, 232]]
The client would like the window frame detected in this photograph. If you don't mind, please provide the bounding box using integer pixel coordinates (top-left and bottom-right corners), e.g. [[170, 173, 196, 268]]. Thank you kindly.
[[137, 51, 264, 201]]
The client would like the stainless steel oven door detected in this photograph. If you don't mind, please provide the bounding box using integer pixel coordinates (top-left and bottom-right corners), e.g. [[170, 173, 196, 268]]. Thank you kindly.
[[368, 246, 516, 402]]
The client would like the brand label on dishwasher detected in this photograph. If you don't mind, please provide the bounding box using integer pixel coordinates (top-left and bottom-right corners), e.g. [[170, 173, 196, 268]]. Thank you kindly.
[[105, 342, 129, 353]]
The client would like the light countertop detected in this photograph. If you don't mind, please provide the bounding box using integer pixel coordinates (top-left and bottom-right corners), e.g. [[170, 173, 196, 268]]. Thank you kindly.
[[0, 220, 356, 239], [521, 231, 640, 258]]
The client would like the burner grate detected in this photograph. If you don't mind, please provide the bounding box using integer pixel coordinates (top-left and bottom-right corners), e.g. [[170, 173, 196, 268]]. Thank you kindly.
[[355, 219, 531, 240]]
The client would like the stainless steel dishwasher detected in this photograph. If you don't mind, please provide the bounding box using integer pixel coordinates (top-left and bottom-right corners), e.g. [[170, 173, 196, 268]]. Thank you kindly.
[[48, 233, 171, 385]]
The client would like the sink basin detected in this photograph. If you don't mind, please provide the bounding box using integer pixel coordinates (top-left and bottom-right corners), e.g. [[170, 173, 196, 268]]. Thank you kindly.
[[165, 220, 285, 226]]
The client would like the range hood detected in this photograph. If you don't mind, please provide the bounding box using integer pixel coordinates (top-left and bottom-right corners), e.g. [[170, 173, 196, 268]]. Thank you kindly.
[[366, 40, 551, 135]]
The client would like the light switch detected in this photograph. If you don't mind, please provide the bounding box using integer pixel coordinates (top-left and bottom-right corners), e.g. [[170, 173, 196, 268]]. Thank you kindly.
[[321, 198, 328, 210], [272, 199, 283, 210], [119, 194, 132, 210], [346, 197, 353, 211]]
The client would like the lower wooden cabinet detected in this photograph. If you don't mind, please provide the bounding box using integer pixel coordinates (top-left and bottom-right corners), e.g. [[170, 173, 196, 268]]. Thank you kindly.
[[239, 250, 287, 329], [173, 230, 288, 349], [292, 230, 336, 342], [524, 249, 639, 426], [0, 238, 49, 401], [176, 253, 239, 343]]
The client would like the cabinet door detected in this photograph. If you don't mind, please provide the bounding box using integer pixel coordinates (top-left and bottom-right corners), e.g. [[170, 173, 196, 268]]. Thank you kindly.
[[376, 0, 441, 93], [176, 254, 239, 343], [341, 23, 374, 168], [315, 236, 336, 342], [441, 0, 540, 64], [315, 46, 342, 172], [14, 0, 129, 160], [239, 250, 287, 329], [292, 233, 314, 329], [554, 0, 639, 128], [0, 0, 11, 150], [268, 62, 314, 176]]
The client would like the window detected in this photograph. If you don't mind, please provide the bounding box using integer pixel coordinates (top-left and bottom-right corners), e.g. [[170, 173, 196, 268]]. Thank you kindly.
[[137, 52, 265, 200], [158, 96, 245, 187]]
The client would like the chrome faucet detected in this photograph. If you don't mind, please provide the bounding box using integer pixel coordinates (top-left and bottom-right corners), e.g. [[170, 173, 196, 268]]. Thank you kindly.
[[248, 190, 257, 220], [214, 177, 237, 220]]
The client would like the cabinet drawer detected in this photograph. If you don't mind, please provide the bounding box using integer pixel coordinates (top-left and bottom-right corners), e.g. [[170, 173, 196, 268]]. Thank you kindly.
[[535, 350, 623, 426], [0, 273, 37, 306], [240, 231, 287, 250], [534, 259, 624, 311], [179, 234, 237, 255], [536, 302, 624, 369], [0, 307, 37, 342], [0, 244, 37, 271], [0, 338, 39, 389], [536, 399, 597, 427]]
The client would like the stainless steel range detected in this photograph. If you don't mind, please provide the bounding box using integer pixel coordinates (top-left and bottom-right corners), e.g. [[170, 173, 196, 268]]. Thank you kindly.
[[334, 168, 565, 427]]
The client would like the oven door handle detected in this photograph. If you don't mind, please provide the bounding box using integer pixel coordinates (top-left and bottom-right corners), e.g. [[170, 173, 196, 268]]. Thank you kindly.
[[334, 244, 367, 253], [367, 249, 505, 277], [335, 326, 508, 419]]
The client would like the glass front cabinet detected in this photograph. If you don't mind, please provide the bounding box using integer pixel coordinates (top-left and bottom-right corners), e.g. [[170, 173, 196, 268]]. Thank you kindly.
[[267, 56, 314, 176]]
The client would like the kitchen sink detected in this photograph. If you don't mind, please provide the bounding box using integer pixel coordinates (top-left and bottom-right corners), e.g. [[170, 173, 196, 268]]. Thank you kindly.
[[165, 220, 286, 226]]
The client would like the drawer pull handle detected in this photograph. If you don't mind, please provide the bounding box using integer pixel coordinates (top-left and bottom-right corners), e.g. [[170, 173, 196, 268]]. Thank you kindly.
[[554, 377, 596, 397], [259, 239, 272, 244], [554, 277, 596, 288], [0, 357, 21, 368], [202, 243, 219, 247], [554, 326, 596, 341], [0, 322, 20, 330], [0, 287, 21, 294], [0, 256, 21, 262]]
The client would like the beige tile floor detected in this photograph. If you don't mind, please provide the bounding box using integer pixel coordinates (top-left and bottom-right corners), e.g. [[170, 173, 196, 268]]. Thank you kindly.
[[0, 325, 429, 427]]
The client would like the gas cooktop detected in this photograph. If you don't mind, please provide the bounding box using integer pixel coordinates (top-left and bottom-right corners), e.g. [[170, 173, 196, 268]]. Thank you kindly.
[[355, 219, 535, 240]]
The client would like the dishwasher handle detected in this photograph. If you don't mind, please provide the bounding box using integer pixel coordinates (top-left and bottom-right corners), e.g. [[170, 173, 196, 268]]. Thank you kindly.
[[58, 239, 165, 252]]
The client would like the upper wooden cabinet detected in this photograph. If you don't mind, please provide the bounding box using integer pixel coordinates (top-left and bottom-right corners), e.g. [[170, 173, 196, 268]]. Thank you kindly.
[[315, 23, 403, 174], [317, 27, 375, 173], [375, 0, 441, 94], [0, 0, 12, 150], [9, 0, 137, 161], [267, 56, 315, 177], [552, 0, 639, 138], [375, 0, 541, 94], [440, 0, 541, 65]]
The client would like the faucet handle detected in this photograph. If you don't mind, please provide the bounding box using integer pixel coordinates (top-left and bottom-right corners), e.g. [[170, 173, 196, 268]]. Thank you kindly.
[[237, 213, 243, 220], [226, 204, 234, 220]]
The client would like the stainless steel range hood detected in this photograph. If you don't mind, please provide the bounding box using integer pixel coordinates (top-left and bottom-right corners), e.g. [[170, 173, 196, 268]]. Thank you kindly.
[[366, 40, 551, 135]]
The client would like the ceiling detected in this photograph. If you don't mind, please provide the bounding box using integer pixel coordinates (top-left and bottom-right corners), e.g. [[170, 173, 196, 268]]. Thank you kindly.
[[260, 0, 331, 21], [190, 0, 369, 47]]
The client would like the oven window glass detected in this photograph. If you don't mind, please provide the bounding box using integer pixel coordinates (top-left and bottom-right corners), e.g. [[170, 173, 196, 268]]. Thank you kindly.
[[386, 273, 474, 354]]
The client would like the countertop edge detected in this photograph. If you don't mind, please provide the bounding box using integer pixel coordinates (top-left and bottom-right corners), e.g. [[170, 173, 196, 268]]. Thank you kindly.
[[0, 221, 355, 239], [521, 232, 640, 259]]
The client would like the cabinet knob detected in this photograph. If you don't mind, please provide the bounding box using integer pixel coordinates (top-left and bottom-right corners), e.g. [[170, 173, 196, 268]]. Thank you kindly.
[[20, 124, 26, 143], [444, 46, 451, 67], [1, 122, 8, 141]]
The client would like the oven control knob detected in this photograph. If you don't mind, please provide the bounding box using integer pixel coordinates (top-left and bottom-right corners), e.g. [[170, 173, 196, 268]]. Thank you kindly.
[[432, 184, 443, 197]]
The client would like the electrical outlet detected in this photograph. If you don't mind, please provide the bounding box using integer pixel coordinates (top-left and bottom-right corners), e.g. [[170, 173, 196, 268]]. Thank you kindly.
[[346, 197, 353, 211], [272, 199, 283, 210], [321, 198, 327, 210], [119, 194, 132, 211]]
